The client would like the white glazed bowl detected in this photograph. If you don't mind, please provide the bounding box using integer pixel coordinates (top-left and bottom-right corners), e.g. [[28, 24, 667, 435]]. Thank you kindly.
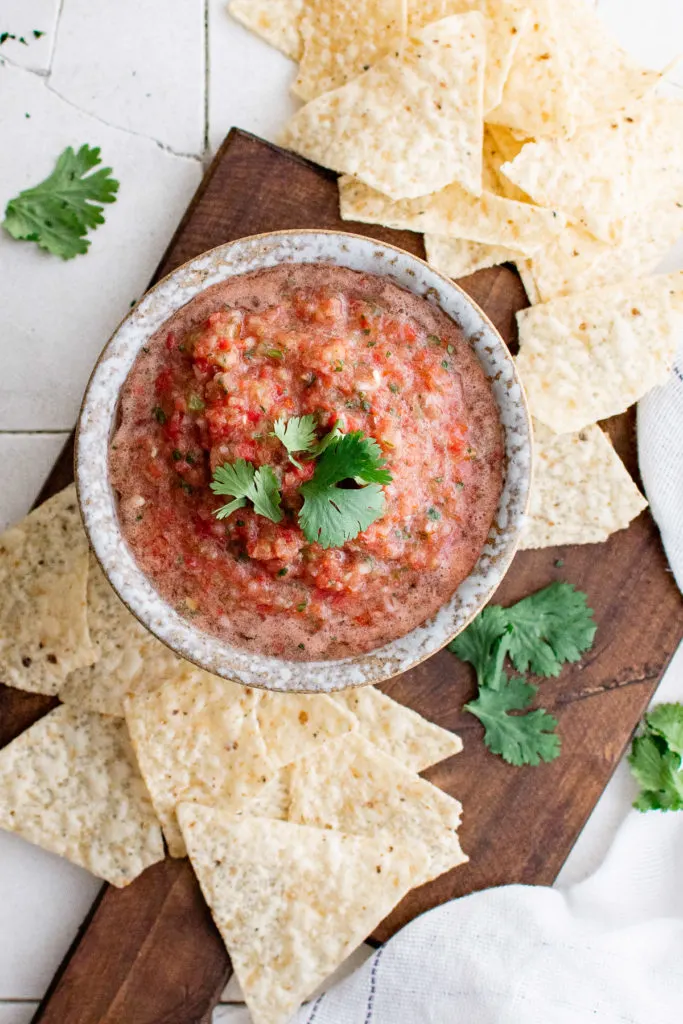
[[76, 230, 532, 693]]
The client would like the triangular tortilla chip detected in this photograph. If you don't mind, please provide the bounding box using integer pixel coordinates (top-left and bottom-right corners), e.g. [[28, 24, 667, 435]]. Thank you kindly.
[[501, 98, 683, 245], [332, 687, 462, 771], [228, 0, 304, 61], [0, 485, 96, 695], [178, 806, 424, 1024], [557, 0, 661, 130], [125, 673, 274, 856], [520, 422, 648, 549], [294, 0, 528, 114], [289, 734, 467, 886], [59, 555, 190, 717], [282, 14, 486, 200], [515, 273, 683, 435], [234, 769, 292, 821], [487, 0, 573, 138], [339, 175, 564, 256], [257, 692, 357, 769], [425, 234, 522, 278], [0, 705, 163, 886]]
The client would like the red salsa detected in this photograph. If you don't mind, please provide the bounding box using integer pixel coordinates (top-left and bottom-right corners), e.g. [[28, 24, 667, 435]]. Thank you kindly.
[[111, 264, 504, 660]]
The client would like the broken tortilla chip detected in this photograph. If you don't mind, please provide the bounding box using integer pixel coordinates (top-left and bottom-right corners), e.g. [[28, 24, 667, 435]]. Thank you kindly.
[[282, 14, 486, 200], [331, 687, 462, 771], [515, 273, 683, 435], [178, 806, 424, 1024], [0, 705, 164, 886], [521, 421, 648, 549], [0, 485, 96, 696], [339, 175, 564, 256], [59, 555, 189, 717], [228, 0, 304, 61], [289, 734, 467, 886], [125, 673, 274, 857]]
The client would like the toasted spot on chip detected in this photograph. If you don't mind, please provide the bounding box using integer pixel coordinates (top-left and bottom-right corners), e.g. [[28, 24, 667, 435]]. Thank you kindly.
[[59, 555, 190, 717], [0, 485, 96, 696], [332, 686, 462, 771], [125, 672, 273, 857], [0, 705, 164, 886], [288, 733, 467, 887], [282, 14, 486, 201], [178, 806, 425, 1024], [520, 421, 648, 549], [515, 273, 683, 435]]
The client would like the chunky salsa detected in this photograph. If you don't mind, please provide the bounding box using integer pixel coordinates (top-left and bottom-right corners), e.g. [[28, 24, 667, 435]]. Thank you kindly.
[[111, 264, 504, 660]]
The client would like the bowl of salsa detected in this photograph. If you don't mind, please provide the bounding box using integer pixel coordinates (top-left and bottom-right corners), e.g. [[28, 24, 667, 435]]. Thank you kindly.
[[76, 231, 531, 692]]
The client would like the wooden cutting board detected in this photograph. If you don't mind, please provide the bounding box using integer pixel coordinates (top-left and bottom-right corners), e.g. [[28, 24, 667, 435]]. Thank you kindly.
[[1, 129, 681, 1024]]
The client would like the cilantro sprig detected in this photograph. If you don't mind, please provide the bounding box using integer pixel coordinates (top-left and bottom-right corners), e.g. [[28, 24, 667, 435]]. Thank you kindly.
[[450, 583, 596, 767], [629, 703, 683, 812], [272, 414, 318, 469], [211, 460, 282, 522], [299, 431, 392, 548], [2, 145, 119, 259]]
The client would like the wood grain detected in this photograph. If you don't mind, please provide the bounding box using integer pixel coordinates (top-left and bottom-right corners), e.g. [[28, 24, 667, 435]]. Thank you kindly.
[[0, 129, 680, 1022]]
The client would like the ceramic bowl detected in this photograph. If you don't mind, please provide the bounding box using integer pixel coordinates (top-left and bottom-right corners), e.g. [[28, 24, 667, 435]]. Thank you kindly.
[[76, 230, 532, 692]]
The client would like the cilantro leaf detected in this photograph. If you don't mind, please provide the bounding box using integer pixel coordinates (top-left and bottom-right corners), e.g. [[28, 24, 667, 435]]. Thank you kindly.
[[298, 431, 391, 548], [504, 582, 597, 677], [645, 703, 683, 758], [272, 415, 318, 468], [448, 606, 508, 687], [628, 704, 683, 812], [465, 675, 561, 767], [2, 144, 119, 259], [309, 421, 342, 457], [211, 460, 282, 523]]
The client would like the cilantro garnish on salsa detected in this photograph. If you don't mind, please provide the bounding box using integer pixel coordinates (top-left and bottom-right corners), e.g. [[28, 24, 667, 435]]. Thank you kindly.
[[110, 263, 503, 660]]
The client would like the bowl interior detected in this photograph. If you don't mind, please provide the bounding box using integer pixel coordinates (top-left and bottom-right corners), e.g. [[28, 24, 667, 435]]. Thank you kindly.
[[76, 230, 532, 692]]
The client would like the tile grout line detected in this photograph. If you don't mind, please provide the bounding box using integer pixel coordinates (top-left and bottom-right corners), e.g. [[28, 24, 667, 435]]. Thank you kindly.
[[0, 430, 71, 437], [203, 0, 211, 163], [47, 0, 67, 74]]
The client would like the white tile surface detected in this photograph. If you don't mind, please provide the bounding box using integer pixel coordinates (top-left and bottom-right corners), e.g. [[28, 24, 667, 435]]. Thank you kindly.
[[0, 1005, 39, 1024], [0, 433, 67, 532], [0, 830, 101, 999], [213, 1006, 251, 1024], [50, 0, 205, 155], [208, 0, 300, 155], [597, 0, 683, 88], [0, 0, 60, 73], [0, 63, 201, 431]]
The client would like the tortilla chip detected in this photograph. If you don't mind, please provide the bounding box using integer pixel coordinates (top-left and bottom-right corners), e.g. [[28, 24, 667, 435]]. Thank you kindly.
[[178, 806, 424, 1024], [425, 235, 522, 278], [516, 259, 541, 305], [282, 14, 486, 200], [59, 555, 189, 717], [501, 98, 683, 245], [294, 0, 528, 114], [557, 0, 661, 130], [0, 485, 96, 696], [125, 673, 274, 857], [339, 175, 565, 256], [520, 422, 648, 549], [332, 687, 462, 771], [483, 123, 529, 201], [528, 208, 683, 303], [256, 692, 357, 769], [0, 705, 163, 886], [487, 0, 573, 138], [228, 0, 303, 61], [234, 769, 292, 821], [289, 734, 467, 887], [515, 273, 683, 435]]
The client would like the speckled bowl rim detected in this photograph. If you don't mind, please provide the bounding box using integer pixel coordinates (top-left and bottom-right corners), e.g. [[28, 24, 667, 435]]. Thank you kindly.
[[76, 229, 532, 693]]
